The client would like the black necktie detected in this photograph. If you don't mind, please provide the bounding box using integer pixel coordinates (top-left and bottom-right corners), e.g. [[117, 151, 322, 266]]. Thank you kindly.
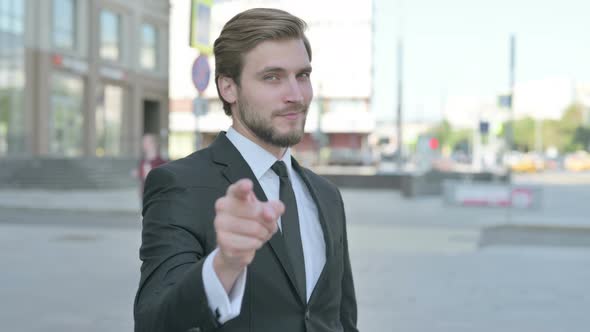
[[271, 160, 306, 298]]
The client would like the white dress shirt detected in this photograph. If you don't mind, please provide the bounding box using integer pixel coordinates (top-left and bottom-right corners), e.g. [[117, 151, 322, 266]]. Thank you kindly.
[[202, 127, 326, 324]]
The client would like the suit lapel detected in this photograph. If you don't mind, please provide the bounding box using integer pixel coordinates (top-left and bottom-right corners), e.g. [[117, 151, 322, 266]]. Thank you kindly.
[[291, 159, 333, 303], [210, 133, 306, 304]]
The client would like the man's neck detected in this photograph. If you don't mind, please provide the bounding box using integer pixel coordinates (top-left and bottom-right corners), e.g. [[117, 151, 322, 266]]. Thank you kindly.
[[231, 124, 287, 160]]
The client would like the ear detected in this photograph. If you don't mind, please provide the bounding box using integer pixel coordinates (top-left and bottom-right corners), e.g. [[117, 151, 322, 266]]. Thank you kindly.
[[218, 76, 238, 104]]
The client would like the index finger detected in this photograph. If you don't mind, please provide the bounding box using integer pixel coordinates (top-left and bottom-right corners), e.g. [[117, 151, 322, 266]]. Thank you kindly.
[[226, 178, 254, 201], [258, 200, 285, 234]]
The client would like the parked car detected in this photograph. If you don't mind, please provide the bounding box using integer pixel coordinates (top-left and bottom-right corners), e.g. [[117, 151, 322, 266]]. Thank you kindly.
[[564, 151, 590, 172], [504, 152, 544, 173]]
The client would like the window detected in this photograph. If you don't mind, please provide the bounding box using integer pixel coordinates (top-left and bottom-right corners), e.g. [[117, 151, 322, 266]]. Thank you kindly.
[[0, 0, 24, 35], [0, 82, 25, 155], [100, 9, 121, 61], [140, 23, 158, 70], [50, 73, 84, 157], [0, 0, 26, 156], [95, 84, 124, 156], [52, 0, 76, 50]]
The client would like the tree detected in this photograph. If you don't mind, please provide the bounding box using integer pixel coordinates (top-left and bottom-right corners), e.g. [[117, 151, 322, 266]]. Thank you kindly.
[[504, 103, 588, 153], [512, 116, 535, 151], [572, 126, 590, 151], [559, 103, 586, 152]]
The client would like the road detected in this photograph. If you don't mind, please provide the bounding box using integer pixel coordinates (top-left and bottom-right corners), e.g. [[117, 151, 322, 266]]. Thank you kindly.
[[1, 171, 589, 331]]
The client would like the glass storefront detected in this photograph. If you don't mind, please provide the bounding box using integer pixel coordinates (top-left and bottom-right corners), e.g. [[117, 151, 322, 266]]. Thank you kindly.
[[95, 84, 123, 156], [0, 0, 26, 155], [49, 72, 84, 157]]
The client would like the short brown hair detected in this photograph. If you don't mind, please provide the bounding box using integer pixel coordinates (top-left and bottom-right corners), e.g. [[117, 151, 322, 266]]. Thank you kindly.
[[213, 8, 312, 116]]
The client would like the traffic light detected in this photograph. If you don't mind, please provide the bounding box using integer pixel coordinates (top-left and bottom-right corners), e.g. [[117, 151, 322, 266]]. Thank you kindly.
[[429, 137, 440, 150]]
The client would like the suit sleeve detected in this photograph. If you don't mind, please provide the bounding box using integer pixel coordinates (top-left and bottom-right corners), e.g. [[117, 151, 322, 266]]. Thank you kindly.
[[338, 189, 360, 332], [133, 167, 220, 332]]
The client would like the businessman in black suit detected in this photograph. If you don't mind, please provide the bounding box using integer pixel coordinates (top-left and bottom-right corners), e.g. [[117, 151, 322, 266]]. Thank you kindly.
[[134, 8, 358, 332]]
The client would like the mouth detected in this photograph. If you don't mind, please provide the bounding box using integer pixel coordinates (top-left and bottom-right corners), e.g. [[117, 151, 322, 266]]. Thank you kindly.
[[275, 110, 305, 121], [280, 112, 301, 120]]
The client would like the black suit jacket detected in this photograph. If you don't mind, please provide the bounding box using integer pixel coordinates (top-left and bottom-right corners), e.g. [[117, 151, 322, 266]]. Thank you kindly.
[[134, 132, 358, 332]]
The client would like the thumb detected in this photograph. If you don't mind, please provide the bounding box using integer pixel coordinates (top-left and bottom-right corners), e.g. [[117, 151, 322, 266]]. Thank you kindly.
[[266, 200, 285, 218]]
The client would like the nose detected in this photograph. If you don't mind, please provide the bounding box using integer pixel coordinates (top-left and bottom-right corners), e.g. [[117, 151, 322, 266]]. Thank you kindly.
[[284, 76, 304, 104]]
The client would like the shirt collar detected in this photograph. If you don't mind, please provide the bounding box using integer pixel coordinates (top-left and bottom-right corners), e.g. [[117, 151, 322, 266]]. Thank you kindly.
[[226, 127, 293, 180]]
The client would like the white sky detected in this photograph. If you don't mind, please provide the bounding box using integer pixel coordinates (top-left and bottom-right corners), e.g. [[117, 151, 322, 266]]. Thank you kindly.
[[373, 0, 590, 123], [170, 0, 590, 125]]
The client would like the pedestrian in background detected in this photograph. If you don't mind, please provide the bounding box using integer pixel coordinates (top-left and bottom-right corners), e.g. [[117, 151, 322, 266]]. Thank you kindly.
[[133, 133, 167, 200]]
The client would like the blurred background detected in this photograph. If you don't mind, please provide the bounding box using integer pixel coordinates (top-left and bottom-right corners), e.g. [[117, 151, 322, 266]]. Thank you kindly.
[[1, 0, 589, 331]]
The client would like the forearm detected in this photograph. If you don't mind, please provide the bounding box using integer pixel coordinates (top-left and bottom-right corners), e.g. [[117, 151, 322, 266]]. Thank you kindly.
[[136, 167, 228, 331], [135, 256, 219, 332], [204, 249, 247, 324]]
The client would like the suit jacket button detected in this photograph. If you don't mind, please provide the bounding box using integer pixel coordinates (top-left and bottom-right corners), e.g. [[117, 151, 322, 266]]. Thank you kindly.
[[305, 310, 310, 320]]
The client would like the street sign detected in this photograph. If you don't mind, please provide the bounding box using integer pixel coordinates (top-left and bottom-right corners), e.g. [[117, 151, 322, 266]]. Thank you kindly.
[[479, 121, 490, 135], [497, 94, 512, 108], [189, 0, 213, 55], [193, 97, 208, 117], [192, 55, 210, 93]]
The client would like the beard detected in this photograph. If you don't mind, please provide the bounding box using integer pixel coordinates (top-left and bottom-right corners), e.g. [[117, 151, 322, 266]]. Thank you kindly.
[[237, 98, 308, 148]]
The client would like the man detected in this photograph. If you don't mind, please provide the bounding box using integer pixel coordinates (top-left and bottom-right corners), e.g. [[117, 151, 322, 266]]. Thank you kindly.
[[134, 8, 358, 332], [133, 133, 167, 200]]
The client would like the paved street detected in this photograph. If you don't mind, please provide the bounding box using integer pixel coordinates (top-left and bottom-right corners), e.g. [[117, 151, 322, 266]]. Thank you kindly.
[[1, 171, 589, 331]]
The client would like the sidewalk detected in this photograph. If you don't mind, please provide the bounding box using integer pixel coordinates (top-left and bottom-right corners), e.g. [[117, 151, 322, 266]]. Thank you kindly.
[[1, 186, 589, 230], [0, 189, 141, 213]]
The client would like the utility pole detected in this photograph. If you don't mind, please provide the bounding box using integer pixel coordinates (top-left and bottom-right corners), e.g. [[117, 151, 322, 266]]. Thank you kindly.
[[507, 34, 516, 152], [396, 37, 404, 170], [394, 0, 405, 171], [315, 83, 325, 165], [506, 34, 516, 222]]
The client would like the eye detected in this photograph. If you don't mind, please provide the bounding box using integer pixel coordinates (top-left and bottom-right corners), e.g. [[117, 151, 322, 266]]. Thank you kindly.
[[297, 72, 311, 80], [263, 74, 280, 81]]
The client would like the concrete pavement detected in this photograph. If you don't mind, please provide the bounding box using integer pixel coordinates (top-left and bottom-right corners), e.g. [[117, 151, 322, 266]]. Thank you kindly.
[[1, 209, 589, 331], [0, 188, 141, 213], [1, 171, 590, 231], [2, 171, 590, 331]]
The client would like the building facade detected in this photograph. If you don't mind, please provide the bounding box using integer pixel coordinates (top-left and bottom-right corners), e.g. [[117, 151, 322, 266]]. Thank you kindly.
[[0, 0, 170, 163]]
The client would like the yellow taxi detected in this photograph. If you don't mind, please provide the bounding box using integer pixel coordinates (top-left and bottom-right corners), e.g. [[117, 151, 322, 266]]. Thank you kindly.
[[564, 151, 590, 172], [507, 153, 544, 173]]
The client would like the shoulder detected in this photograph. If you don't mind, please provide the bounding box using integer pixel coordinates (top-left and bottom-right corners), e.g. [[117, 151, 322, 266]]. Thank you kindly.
[[145, 147, 221, 190], [299, 166, 343, 201], [153, 156, 168, 167]]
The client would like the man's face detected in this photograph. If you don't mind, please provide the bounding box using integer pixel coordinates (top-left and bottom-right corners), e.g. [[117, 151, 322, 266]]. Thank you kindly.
[[232, 39, 313, 148]]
